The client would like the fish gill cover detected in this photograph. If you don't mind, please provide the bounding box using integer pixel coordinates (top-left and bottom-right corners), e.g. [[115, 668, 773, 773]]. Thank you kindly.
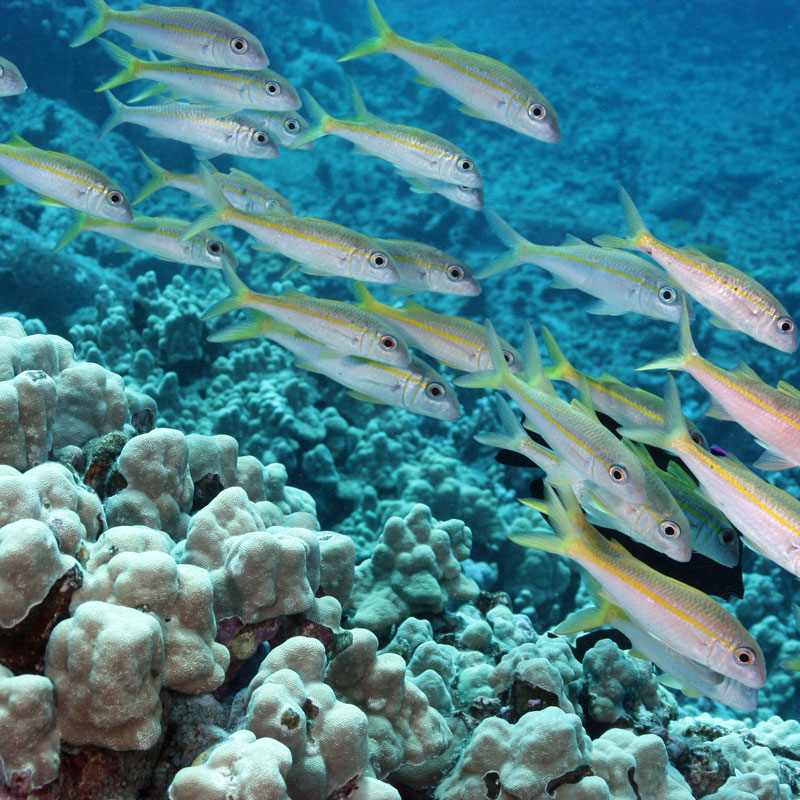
[[1, 0, 800, 798]]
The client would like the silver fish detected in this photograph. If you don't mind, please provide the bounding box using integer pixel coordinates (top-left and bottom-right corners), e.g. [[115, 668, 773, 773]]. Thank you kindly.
[[99, 93, 279, 161], [0, 56, 27, 97], [72, 0, 269, 69]]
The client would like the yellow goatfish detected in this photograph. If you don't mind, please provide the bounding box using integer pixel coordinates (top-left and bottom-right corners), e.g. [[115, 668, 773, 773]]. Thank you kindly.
[[640, 303, 800, 471], [353, 283, 521, 373], [556, 596, 758, 711], [210, 311, 460, 421], [0, 133, 132, 222], [295, 80, 482, 190], [595, 187, 797, 353], [619, 376, 800, 581], [72, 0, 269, 69], [514, 484, 766, 687], [339, 0, 560, 143], [203, 262, 411, 366], [456, 321, 649, 504], [542, 326, 708, 448]]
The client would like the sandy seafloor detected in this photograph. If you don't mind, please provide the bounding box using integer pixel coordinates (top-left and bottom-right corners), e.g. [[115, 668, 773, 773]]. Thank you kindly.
[[1, 0, 800, 746]]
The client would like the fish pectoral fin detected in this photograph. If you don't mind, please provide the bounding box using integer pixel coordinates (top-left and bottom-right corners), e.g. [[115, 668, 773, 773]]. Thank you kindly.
[[38, 196, 68, 208], [587, 299, 628, 316], [319, 346, 349, 359], [297, 264, 333, 277], [0, 172, 14, 186], [114, 243, 134, 253], [549, 277, 575, 290], [752, 446, 796, 471], [192, 147, 223, 161], [351, 144, 372, 156], [704, 399, 733, 421], [457, 104, 492, 121], [250, 242, 276, 253], [708, 314, 736, 330], [777, 380, 800, 401], [347, 390, 389, 405], [413, 75, 438, 87]]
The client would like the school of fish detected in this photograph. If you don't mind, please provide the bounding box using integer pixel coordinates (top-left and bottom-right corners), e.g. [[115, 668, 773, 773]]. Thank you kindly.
[[2, 0, 799, 712]]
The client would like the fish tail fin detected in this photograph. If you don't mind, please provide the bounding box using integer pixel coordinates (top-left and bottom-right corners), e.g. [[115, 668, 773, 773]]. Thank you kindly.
[[479, 208, 534, 278], [553, 600, 613, 636], [181, 167, 236, 241], [134, 149, 170, 204], [53, 213, 88, 252], [541, 326, 581, 386], [71, 0, 113, 47], [351, 281, 386, 314], [453, 320, 512, 390], [208, 311, 273, 343], [637, 299, 697, 372], [474, 395, 530, 452], [97, 91, 128, 140], [593, 185, 651, 250], [338, 0, 397, 61], [617, 375, 692, 453], [94, 38, 141, 91], [511, 484, 582, 556], [292, 90, 334, 148], [202, 261, 255, 320]]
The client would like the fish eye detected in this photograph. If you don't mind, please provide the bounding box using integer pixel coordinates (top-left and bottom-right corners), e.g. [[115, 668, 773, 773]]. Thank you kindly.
[[528, 102, 546, 120], [265, 81, 281, 95], [457, 158, 473, 172], [446, 264, 464, 281], [658, 285, 678, 304], [690, 431, 704, 445], [207, 241, 223, 255], [284, 118, 299, 133], [379, 335, 397, 351], [254, 130, 270, 144], [502, 350, 515, 365], [733, 646, 757, 666], [719, 528, 737, 546], [426, 382, 446, 399], [370, 251, 388, 268], [231, 37, 249, 53], [608, 463, 628, 483], [659, 519, 680, 538], [264, 198, 278, 210], [776, 316, 795, 334], [107, 191, 123, 205]]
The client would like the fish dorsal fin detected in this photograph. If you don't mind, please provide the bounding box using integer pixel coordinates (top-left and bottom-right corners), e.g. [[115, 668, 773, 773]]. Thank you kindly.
[[752, 446, 796, 471], [402, 299, 430, 314], [280, 286, 305, 299], [621, 438, 655, 468], [732, 360, 760, 381], [8, 133, 34, 147], [562, 233, 590, 247], [777, 380, 800, 401], [430, 35, 459, 48], [228, 167, 254, 179], [681, 244, 714, 260], [570, 398, 601, 423], [666, 460, 698, 488]]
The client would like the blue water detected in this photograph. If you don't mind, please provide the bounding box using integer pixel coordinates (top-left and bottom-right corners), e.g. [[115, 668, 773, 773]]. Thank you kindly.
[[2, 0, 800, 793]]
